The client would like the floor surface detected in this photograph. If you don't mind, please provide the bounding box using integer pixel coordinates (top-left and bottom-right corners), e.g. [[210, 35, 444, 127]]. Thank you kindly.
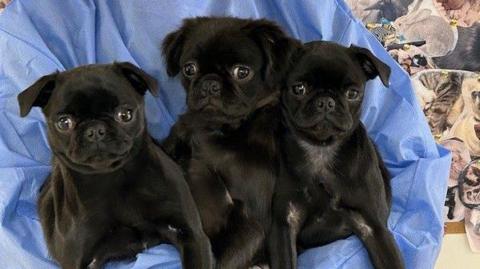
[[435, 234, 480, 269]]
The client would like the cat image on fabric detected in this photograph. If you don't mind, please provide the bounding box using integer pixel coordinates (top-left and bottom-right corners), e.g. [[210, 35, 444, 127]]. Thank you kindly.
[[443, 77, 480, 156], [412, 70, 463, 136]]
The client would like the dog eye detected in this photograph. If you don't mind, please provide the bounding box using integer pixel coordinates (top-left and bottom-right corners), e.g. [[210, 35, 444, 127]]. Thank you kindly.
[[232, 65, 251, 81], [291, 83, 307, 96], [183, 62, 198, 78], [115, 108, 133, 123], [56, 115, 75, 132], [346, 89, 359, 100]]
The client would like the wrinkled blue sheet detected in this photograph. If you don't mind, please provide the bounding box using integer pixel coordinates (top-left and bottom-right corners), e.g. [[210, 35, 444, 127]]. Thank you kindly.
[[0, 0, 451, 268]]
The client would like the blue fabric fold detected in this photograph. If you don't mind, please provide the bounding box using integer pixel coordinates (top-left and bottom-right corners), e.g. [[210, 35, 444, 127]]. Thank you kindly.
[[0, 0, 450, 268]]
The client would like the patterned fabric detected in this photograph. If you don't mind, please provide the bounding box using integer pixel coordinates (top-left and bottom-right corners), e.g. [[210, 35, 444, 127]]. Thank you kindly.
[[0, 0, 11, 11], [345, 0, 480, 252]]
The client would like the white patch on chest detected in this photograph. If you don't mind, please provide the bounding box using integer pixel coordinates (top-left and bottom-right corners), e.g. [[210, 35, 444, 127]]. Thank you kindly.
[[287, 202, 301, 228], [225, 191, 234, 205], [87, 259, 98, 269], [249, 265, 270, 269], [167, 225, 179, 233], [298, 140, 337, 175]]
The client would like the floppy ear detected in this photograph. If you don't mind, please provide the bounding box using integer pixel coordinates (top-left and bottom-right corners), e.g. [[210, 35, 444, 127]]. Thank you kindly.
[[162, 26, 187, 77], [114, 62, 159, 96], [17, 72, 58, 117], [242, 19, 300, 82], [350, 45, 391, 87]]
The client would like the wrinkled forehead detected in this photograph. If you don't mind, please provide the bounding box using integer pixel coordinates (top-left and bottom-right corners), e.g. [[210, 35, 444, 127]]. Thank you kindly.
[[291, 53, 364, 87], [183, 31, 263, 67], [48, 72, 139, 116], [57, 87, 119, 116]]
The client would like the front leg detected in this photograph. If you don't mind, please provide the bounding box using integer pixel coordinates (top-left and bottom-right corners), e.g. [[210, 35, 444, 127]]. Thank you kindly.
[[187, 160, 233, 236], [269, 197, 308, 269], [154, 153, 217, 269], [297, 208, 352, 248], [332, 197, 404, 269], [345, 210, 405, 269], [86, 226, 161, 269], [181, 234, 215, 269], [214, 201, 265, 269], [324, 148, 404, 269], [158, 224, 214, 269], [187, 162, 263, 268], [269, 223, 296, 269]]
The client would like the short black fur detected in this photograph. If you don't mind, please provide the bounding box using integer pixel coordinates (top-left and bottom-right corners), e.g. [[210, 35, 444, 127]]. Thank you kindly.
[[161, 17, 299, 268], [18, 63, 214, 269], [269, 41, 405, 269]]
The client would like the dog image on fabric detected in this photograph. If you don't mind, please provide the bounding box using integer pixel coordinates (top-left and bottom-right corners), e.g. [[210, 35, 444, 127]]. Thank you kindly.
[[17, 63, 214, 269], [458, 160, 480, 252], [433, 22, 480, 71], [461, 163, 480, 205], [440, 138, 470, 222], [345, 0, 480, 72], [442, 76, 480, 156], [268, 41, 405, 269], [345, 0, 413, 23], [434, 0, 480, 27], [388, 45, 434, 75], [393, 0, 456, 58], [161, 17, 299, 268]]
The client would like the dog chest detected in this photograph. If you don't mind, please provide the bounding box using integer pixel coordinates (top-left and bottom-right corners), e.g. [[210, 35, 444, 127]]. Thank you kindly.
[[297, 139, 338, 178]]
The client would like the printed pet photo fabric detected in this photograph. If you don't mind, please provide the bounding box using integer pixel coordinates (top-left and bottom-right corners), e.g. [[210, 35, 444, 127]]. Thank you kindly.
[[0, 0, 10, 11], [345, 0, 480, 252]]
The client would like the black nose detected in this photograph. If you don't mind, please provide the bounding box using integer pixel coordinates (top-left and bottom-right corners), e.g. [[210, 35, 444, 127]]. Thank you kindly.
[[316, 97, 335, 112], [201, 79, 222, 96], [85, 123, 106, 142]]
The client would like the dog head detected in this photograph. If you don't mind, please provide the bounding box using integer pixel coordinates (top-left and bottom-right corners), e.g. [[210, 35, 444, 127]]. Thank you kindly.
[[162, 17, 298, 127], [282, 41, 390, 146], [461, 77, 480, 120], [18, 62, 158, 174]]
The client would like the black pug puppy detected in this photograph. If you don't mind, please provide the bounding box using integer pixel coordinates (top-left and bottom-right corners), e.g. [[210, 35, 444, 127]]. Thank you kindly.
[[17, 63, 213, 269], [269, 41, 405, 269], [161, 17, 298, 268]]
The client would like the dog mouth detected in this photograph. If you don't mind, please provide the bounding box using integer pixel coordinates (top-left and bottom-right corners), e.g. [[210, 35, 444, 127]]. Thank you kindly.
[[290, 119, 348, 147], [296, 127, 337, 146], [187, 98, 252, 126], [201, 103, 221, 112], [190, 97, 223, 111], [60, 147, 132, 173], [284, 110, 352, 146], [82, 151, 130, 168], [315, 135, 335, 146]]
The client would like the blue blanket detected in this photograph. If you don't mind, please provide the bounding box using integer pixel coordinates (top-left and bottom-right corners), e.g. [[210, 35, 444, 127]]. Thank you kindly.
[[0, 0, 451, 268]]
